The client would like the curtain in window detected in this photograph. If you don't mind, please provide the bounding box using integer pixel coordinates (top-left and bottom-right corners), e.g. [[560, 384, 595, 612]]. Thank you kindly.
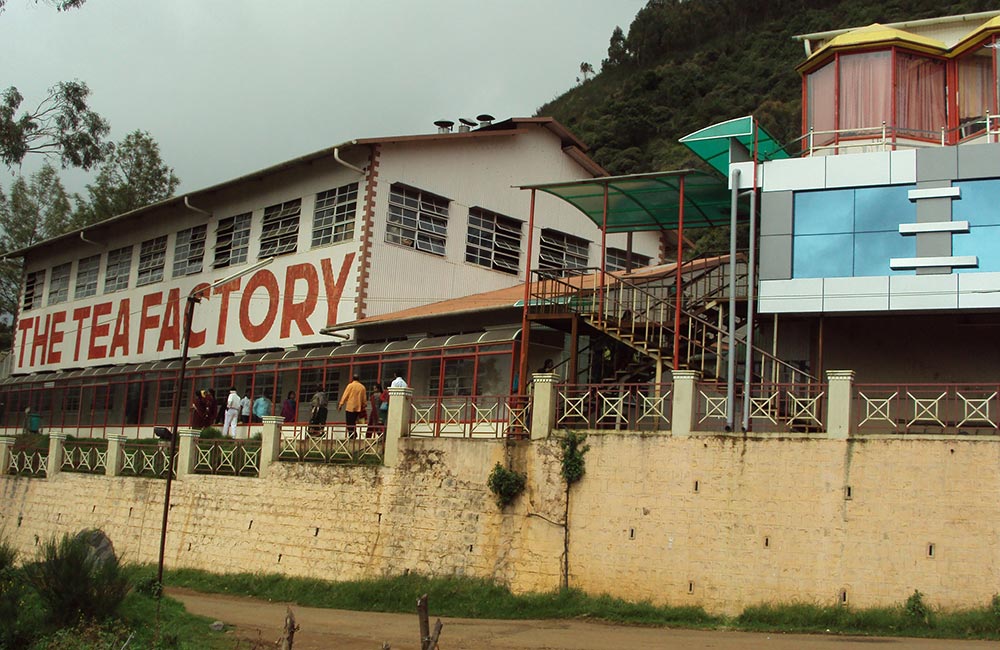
[[807, 61, 836, 146], [958, 53, 992, 127], [896, 53, 946, 137], [838, 52, 891, 132]]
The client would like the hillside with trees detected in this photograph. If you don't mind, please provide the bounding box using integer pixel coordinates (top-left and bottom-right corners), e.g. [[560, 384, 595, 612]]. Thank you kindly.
[[539, 0, 999, 176]]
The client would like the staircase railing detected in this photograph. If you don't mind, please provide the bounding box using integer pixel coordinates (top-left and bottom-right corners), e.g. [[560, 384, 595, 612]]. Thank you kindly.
[[529, 266, 815, 384]]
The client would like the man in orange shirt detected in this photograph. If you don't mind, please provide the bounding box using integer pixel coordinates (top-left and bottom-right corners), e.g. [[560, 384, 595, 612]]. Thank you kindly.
[[338, 375, 367, 439]]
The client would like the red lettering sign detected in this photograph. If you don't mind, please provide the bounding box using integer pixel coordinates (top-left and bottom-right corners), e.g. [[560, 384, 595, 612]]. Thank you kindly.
[[239, 270, 279, 343]]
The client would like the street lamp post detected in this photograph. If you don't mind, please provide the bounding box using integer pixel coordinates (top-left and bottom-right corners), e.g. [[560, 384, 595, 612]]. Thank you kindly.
[[156, 257, 274, 587]]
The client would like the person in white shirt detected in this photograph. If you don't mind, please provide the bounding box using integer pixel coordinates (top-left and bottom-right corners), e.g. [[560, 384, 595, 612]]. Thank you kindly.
[[239, 392, 251, 424], [223, 388, 241, 438], [390, 374, 408, 388]]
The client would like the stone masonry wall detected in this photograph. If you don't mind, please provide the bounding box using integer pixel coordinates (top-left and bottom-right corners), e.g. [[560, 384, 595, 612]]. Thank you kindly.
[[2, 433, 998, 614]]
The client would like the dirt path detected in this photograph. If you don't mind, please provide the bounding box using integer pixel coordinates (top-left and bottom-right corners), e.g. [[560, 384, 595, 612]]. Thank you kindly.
[[169, 588, 998, 650]]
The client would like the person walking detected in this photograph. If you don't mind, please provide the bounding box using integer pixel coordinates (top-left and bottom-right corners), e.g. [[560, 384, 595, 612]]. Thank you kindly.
[[338, 375, 367, 439], [223, 388, 240, 438], [190, 389, 212, 429], [308, 392, 328, 437], [368, 382, 386, 433]]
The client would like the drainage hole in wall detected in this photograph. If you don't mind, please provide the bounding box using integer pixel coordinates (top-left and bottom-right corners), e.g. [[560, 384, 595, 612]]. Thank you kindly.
[[688, 581, 694, 594], [377, 512, 382, 524], [764, 536, 770, 549], [17, 516, 22, 527], [34, 535, 39, 546], [927, 543, 935, 558], [128, 507, 133, 518], [314, 528, 320, 537], [277, 554, 282, 564], [693, 480, 699, 493], [844, 485, 852, 500], [468, 545, 473, 552], [628, 528, 635, 540], [248, 520, 253, 531], [56, 513, 61, 522], [92, 505, 96, 513], [187, 543, 192, 552], [840, 589, 849, 605]]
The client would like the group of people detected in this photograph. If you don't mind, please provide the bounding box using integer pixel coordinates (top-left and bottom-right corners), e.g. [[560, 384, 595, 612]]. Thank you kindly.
[[189, 374, 408, 439]]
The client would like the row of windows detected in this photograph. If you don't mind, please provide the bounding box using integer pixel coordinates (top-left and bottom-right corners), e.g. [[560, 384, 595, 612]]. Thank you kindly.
[[23, 183, 360, 310], [386, 183, 650, 277]]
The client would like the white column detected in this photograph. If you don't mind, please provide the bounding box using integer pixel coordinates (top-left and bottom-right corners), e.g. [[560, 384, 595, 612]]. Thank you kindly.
[[826, 370, 856, 439], [670, 370, 702, 437], [530, 373, 559, 440], [47, 433, 67, 478], [259, 416, 284, 477], [105, 434, 126, 477], [0, 437, 14, 476], [384, 387, 413, 467], [176, 429, 200, 478]]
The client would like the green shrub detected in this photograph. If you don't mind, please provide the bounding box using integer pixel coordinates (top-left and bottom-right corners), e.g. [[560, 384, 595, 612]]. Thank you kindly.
[[200, 426, 223, 439], [31, 620, 135, 650], [906, 589, 931, 626], [559, 431, 589, 485], [0, 535, 29, 650], [487, 462, 527, 508], [23, 533, 130, 628]]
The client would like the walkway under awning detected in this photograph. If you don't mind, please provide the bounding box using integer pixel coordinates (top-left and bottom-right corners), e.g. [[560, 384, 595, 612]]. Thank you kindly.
[[519, 169, 734, 232]]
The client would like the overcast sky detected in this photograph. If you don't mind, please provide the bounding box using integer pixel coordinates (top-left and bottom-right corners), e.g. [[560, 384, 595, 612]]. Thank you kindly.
[[2, 0, 646, 196]]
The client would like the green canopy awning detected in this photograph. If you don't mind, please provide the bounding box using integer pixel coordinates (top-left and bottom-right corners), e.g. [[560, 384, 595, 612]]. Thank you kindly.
[[519, 169, 733, 233], [679, 115, 788, 176]]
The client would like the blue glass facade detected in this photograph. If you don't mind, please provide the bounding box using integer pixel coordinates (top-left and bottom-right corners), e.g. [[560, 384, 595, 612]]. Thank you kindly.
[[953, 179, 1000, 273], [792, 185, 916, 278]]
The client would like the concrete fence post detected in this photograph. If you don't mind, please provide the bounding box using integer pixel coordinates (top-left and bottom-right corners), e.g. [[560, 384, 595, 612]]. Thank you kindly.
[[259, 416, 284, 477], [176, 429, 200, 478], [530, 373, 559, 440], [384, 387, 413, 467], [105, 435, 126, 477], [826, 370, 856, 439], [46, 433, 67, 478], [670, 370, 702, 437], [0, 437, 14, 476]]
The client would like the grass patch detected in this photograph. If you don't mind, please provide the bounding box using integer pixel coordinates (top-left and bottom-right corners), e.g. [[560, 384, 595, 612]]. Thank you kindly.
[[161, 567, 1000, 640], [164, 568, 716, 627]]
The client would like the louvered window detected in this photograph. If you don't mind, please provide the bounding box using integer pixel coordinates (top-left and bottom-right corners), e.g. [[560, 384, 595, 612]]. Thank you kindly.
[[214, 213, 251, 268], [137, 236, 167, 286], [386, 183, 449, 256], [466, 208, 521, 274], [312, 183, 358, 247], [23, 270, 44, 310], [260, 199, 301, 257], [104, 246, 133, 293], [538, 229, 589, 275], [48, 263, 71, 305], [173, 225, 206, 277]]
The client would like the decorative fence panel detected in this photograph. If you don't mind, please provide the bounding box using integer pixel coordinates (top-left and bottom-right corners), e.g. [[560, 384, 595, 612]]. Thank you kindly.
[[120, 441, 170, 478], [555, 383, 672, 431], [194, 439, 261, 477], [696, 381, 827, 433], [409, 395, 528, 438], [278, 424, 384, 465], [62, 440, 108, 475], [8, 441, 47, 478], [854, 383, 1000, 435]]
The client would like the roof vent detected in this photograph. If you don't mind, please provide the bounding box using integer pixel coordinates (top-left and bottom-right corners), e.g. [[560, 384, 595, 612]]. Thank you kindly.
[[433, 120, 455, 134], [477, 113, 495, 127], [458, 118, 476, 133]]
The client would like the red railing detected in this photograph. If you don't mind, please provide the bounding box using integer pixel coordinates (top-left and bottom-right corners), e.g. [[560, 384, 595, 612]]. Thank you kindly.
[[854, 383, 1000, 435], [696, 381, 827, 433], [408, 395, 529, 439], [554, 383, 672, 431]]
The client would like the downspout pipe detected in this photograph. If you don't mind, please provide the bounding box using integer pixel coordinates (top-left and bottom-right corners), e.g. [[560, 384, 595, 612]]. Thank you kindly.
[[726, 168, 740, 431], [334, 143, 366, 175], [183, 196, 211, 217], [741, 121, 761, 432], [80, 231, 100, 247]]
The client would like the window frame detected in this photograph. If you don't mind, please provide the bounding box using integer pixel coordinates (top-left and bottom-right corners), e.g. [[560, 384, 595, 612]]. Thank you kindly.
[[538, 228, 589, 274], [605, 248, 651, 273], [75, 254, 100, 299], [260, 198, 301, 258], [465, 207, 522, 275], [104, 246, 133, 293], [173, 224, 207, 278], [136, 235, 168, 287], [23, 270, 45, 311], [312, 183, 359, 247], [48, 262, 71, 306], [385, 183, 450, 257], [214, 213, 252, 269]]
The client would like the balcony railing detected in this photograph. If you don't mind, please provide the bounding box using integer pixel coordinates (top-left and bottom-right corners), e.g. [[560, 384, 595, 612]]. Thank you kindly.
[[555, 383, 672, 431], [854, 383, 999, 436], [409, 394, 529, 439], [278, 423, 384, 465]]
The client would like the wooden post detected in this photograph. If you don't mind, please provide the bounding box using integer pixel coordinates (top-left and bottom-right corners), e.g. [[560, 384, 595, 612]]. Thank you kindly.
[[417, 594, 430, 650]]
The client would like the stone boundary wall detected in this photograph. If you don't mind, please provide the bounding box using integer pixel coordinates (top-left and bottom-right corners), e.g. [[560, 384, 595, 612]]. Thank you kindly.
[[2, 433, 998, 614]]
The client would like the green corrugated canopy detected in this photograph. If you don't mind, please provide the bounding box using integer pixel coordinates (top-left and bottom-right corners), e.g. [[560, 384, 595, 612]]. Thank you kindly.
[[679, 115, 788, 176], [520, 169, 733, 233]]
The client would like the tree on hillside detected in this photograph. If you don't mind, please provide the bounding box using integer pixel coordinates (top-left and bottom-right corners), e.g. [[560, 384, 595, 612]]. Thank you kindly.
[[1, 82, 112, 171], [604, 26, 630, 68], [75, 130, 180, 226], [0, 164, 75, 347], [0, 0, 86, 13], [579, 62, 595, 82]]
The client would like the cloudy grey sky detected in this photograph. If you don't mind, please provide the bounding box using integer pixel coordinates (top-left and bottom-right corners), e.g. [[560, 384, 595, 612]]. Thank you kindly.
[[2, 0, 646, 195]]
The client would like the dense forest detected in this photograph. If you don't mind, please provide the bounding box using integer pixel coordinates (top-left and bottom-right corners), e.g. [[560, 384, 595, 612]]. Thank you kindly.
[[538, 0, 999, 176]]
